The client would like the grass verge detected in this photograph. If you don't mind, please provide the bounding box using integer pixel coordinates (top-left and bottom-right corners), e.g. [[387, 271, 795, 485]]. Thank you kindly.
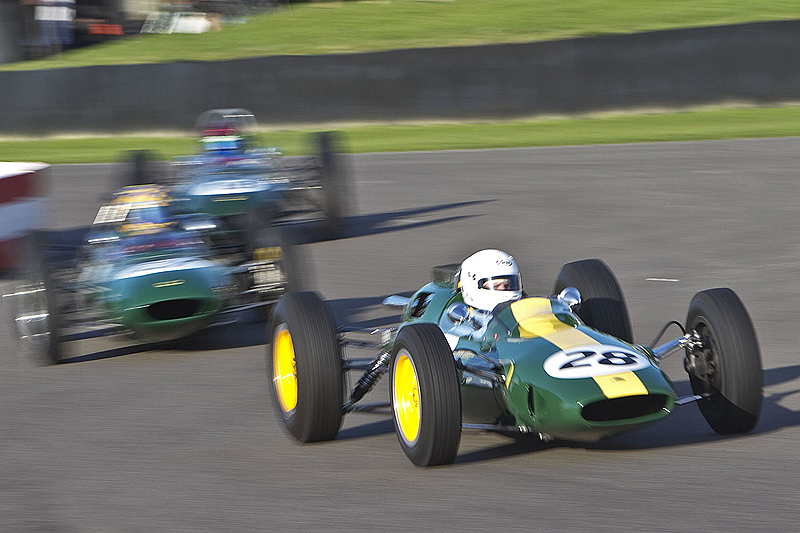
[[1, 105, 799, 164], [2, 0, 799, 71]]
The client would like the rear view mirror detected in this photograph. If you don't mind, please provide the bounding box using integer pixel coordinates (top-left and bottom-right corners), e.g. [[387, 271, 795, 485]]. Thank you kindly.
[[558, 287, 581, 310], [383, 295, 411, 308], [446, 303, 470, 325]]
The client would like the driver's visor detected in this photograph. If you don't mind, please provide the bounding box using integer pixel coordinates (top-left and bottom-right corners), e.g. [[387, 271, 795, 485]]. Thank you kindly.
[[202, 136, 243, 151], [478, 275, 521, 291]]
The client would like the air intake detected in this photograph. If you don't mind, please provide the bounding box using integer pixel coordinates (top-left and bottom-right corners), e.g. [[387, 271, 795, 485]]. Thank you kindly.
[[147, 299, 201, 321], [582, 395, 668, 422]]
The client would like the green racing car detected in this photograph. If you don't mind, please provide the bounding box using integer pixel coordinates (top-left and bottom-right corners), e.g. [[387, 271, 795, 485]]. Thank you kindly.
[[6, 184, 304, 364], [267, 253, 762, 466]]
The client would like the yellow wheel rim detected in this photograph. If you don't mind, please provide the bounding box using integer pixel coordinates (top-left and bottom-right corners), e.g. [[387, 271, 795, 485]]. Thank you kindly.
[[273, 326, 298, 414], [393, 352, 421, 444]]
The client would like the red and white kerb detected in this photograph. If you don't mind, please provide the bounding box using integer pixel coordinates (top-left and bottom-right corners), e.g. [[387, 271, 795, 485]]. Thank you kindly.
[[0, 162, 49, 271]]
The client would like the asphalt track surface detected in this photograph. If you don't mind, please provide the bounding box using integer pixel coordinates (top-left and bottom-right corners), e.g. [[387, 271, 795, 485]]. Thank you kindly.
[[2, 138, 800, 531]]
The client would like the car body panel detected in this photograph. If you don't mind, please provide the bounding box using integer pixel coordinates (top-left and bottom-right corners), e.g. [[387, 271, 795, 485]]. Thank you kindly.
[[176, 167, 291, 219], [103, 256, 231, 342], [398, 280, 676, 442]]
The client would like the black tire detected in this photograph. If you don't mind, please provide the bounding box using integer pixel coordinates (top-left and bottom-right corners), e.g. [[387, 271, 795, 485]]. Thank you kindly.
[[432, 263, 460, 285], [390, 323, 461, 466], [251, 226, 311, 295], [317, 131, 352, 239], [268, 291, 343, 442], [12, 232, 62, 364], [686, 288, 763, 434], [124, 150, 156, 187], [553, 259, 634, 343]]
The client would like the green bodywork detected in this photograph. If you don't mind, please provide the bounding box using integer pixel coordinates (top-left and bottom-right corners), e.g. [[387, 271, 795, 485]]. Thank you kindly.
[[397, 280, 677, 442], [183, 186, 284, 219], [103, 258, 231, 342], [79, 234, 233, 343], [176, 166, 290, 220]]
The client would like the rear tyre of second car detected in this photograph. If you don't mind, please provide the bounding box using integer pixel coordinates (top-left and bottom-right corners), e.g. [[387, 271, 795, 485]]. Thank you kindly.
[[316, 131, 351, 240], [250, 226, 311, 319]]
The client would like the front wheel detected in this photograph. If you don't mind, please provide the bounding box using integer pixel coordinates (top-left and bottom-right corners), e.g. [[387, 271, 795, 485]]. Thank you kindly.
[[686, 288, 763, 434], [268, 291, 343, 442], [391, 323, 461, 466]]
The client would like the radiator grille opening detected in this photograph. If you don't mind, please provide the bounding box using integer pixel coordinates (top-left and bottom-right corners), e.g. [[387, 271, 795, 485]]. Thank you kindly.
[[147, 299, 201, 321], [582, 395, 668, 422]]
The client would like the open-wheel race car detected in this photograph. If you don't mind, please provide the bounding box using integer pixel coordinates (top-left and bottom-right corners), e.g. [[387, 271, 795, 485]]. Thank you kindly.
[[267, 257, 763, 466], [6, 184, 305, 365], [131, 108, 352, 241]]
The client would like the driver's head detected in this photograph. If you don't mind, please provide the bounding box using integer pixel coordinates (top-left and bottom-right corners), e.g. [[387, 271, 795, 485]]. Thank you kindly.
[[112, 185, 174, 236], [460, 249, 522, 311], [201, 128, 246, 155]]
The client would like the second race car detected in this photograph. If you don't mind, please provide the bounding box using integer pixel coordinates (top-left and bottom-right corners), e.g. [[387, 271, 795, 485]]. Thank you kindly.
[[6, 184, 304, 364], [151, 108, 353, 241]]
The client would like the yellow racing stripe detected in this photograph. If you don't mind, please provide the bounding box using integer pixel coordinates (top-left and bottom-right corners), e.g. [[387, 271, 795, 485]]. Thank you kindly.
[[510, 299, 650, 399], [510, 298, 598, 350], [592, 372, 648, 399]]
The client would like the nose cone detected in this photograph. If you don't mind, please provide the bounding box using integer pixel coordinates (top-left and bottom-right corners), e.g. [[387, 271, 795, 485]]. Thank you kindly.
[[108, 258, 232, 341], [502, 339, 677, 442]]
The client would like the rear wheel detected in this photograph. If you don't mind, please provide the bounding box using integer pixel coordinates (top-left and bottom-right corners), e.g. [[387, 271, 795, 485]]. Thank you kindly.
[[317, 131, 351, 239], [268, 291, 343, 442], [553, 259, 633, 343], [10, 232, 62, 364], [391, 323, 461, 466], [686, 288, 762, 434], [432, 263, 460, 285], [250, 227, 311, 316], [124, 150, 157, 187]]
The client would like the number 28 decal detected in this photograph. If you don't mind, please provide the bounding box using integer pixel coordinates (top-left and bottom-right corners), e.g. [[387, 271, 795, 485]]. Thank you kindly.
[[543, 345, 651, 379]]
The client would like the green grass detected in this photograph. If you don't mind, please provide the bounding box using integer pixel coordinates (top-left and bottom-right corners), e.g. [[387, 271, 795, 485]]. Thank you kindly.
[[3, 0, 799, 71], [3, 106, 799, 164]]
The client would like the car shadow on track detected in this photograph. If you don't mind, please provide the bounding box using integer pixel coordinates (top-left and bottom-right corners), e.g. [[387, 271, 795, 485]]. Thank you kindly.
[[336, 418, 395, 441], [60, 310, 269, 363], [58, 291, 404, 364], [281, 200, 494, 245], [455, 439, 558, 464]]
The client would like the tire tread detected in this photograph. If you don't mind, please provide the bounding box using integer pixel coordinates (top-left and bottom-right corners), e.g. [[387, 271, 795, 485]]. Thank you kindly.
[[687, 288, 762, 434], [553, 258, 634, 343], [391, 323, 461, 466], [270, 291, 343, 442]]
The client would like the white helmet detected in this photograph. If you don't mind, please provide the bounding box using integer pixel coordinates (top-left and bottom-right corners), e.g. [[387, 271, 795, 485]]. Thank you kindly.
[[460, 249, 522, 311]]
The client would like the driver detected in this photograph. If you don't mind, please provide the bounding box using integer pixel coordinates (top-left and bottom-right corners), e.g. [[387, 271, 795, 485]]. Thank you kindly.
[[112, 185, 175, 236], [200, 125, 247, 158], [459, 249, 523, 312]]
